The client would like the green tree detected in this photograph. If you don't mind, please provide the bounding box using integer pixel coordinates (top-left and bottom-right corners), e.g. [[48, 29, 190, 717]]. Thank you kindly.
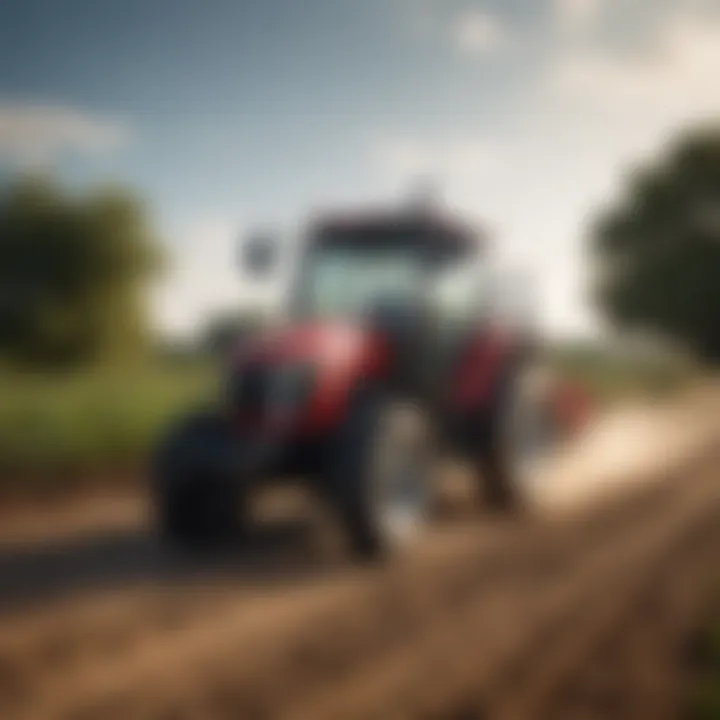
[[0, 177, 163, 368], [593, 125, 720, 363]]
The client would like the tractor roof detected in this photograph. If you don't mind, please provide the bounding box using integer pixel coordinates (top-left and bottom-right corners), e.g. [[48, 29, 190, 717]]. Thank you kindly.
[[308, 205, 484, 259]]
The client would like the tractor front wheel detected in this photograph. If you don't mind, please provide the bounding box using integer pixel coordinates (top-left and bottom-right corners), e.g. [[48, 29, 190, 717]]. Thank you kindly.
[[153, 411, 244, 552]]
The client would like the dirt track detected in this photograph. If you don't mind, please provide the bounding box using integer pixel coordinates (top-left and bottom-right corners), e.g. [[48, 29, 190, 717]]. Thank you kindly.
[[1, 393, 719, 720]]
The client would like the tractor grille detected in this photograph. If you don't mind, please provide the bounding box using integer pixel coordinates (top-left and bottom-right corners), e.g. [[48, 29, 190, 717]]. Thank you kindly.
[[229, 362, 270, 414]]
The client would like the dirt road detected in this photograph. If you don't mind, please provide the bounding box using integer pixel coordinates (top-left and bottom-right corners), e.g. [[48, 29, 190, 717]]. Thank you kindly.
[[0, 392, 719, 719]]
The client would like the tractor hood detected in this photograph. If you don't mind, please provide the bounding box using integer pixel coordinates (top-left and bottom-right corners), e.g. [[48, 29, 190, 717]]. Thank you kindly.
[[233, 320, 387, 372], [228, 321, 390, 432]]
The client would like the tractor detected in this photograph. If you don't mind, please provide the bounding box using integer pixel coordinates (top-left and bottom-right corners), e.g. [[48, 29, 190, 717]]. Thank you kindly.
[[152, 202, 562, 559]]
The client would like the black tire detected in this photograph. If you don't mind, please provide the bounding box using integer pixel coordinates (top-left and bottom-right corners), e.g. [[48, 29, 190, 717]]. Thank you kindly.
[[477, 431, 521, 512], [477, 361, 556, 513], [153, 411, 244, 552], [326, 389, 433, 560]]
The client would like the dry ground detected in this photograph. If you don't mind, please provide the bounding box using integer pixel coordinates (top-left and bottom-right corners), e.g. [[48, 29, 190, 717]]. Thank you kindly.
[[0, 389, 719, 720]]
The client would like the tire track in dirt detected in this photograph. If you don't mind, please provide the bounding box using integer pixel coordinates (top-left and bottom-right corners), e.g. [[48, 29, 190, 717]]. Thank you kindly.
[[4, 450, 717, 720], [0, 586, 269, 715], [292, 458, 720, 720], [4, 524, 518, 720], [542, 527, 719, 720], [487, 482, 720, 720]]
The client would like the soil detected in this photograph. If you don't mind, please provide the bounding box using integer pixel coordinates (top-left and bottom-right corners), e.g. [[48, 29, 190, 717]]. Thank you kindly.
[[0, 392, 718, 720]]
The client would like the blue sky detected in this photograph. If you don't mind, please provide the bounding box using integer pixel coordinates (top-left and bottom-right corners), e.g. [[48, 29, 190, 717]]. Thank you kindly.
[[1, 0, 719, 337]]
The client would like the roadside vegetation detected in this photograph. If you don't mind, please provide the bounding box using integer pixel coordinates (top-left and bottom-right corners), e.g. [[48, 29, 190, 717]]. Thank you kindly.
[[0, 362, 217, 498], [685, 589, 720, 719], [546, 341, 700, 403]]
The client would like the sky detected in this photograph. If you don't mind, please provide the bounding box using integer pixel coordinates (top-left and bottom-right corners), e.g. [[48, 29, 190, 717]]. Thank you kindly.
[[0, 0, 719, 338]]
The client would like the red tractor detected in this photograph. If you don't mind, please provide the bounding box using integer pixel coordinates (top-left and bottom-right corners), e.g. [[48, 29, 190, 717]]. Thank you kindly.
[[153, 203, 561, 559]]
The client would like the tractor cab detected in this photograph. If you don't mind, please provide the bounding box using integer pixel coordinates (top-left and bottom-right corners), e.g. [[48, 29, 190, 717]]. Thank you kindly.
[[302, 209, 492, 392], [242, 206, 494, 399], [295, 209, 485, 314]]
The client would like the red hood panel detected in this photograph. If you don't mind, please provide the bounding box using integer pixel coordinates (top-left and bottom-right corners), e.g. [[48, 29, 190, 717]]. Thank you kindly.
[[229, 320, 390, 436], [234, 321, 373, 367]]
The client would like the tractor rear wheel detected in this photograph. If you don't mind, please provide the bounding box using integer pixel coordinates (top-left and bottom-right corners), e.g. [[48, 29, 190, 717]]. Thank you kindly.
[[327, 390, 434, 560], [478, 363, 558, 512]]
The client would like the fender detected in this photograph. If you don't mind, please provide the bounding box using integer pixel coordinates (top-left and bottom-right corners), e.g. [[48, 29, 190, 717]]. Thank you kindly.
[[449, 326, 526, 413], [300, 329, 391, 435], [451, 330, 595, 436]]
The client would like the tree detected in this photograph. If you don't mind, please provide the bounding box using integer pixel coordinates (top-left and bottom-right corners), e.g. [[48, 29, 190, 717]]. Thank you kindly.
[[0, 177, 163, 367], [593, 124, 720, 363]]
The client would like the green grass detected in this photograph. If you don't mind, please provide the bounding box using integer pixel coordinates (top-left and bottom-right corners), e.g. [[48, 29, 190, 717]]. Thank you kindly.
[[0, 362, 218, 496], [685, 594, 720, 719], [546, 344, 698, 403]]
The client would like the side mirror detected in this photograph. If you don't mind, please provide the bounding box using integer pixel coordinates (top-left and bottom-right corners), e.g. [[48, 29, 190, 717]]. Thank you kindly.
[[239, 230, 279, 278]]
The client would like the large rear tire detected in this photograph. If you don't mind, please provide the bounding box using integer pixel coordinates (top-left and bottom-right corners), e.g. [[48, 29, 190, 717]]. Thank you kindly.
[[327, 390, 434, 560], [478, 362, 558, 513]]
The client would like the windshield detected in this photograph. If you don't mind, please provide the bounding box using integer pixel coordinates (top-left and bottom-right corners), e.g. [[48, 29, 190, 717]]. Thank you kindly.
[[295, 246, 422, 320]]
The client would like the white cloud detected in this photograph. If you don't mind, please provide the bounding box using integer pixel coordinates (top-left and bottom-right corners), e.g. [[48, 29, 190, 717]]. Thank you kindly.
[[377, 5, 720, 339], [453, 11, 506, 54], [0, 102, 128, 167], [555, 0, 603, 34], [550, 13, 720, 118], [533, 6, 720, 335]]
